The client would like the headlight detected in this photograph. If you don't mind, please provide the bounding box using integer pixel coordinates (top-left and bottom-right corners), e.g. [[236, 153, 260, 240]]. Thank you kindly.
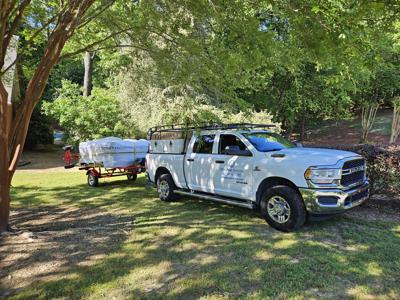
[[304, 167, 341, 184]]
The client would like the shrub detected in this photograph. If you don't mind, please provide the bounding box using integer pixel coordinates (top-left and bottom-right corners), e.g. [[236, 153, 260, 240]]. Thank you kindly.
[[330, 144, 400, 195], [43, 80, 134, 144]]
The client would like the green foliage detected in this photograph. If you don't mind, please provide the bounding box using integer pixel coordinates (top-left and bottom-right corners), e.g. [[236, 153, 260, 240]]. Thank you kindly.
[[43, 80, 132, 144], [99, 0, 399, 137], [353, 42, 400, 108], [25, 0, 400, 141], [114, 57, 280, 137], [245, 64, 353, 133]]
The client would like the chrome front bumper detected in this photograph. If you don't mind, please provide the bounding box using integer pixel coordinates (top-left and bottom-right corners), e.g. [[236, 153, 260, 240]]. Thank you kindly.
[[299, 180, 369, 215]]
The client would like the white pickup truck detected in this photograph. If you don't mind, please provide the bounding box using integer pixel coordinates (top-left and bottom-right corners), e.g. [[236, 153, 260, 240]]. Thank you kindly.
[[146, 124, 369, 231]]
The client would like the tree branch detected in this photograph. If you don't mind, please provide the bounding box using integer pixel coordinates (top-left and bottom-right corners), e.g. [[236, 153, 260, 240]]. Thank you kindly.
[[0, 57, 17, 77], [60, 26, 135, 59], [93, 43, 153, 54], [26, 12, 60, 43], [3, 0, 31, 59], [77, 0, 115, 30], [8, 0, 96, 159]]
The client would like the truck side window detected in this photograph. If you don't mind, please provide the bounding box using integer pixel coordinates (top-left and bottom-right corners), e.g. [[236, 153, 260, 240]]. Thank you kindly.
[[193, 135, 215, 154], [219, 134, 249, 155]]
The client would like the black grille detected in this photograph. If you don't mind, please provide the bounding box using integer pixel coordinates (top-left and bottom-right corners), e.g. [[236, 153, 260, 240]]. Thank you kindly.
[[340, 159, 365, 187], [343, 159, 365, 169], [344, 189, 369, 206], [341, 171, 365, 186]]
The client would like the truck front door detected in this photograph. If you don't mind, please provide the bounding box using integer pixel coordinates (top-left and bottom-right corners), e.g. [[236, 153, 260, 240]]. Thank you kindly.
[[186, 134, 216, 193], [212, 134, 254, 200]]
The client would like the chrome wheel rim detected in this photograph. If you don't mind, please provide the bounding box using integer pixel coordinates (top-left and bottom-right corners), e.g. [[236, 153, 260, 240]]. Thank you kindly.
[[267, 196, 291, 224], [158, 180, 169, 198], [88, 175, 95, 185]]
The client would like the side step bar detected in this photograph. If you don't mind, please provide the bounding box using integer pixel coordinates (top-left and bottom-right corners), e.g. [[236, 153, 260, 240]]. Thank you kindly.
[[174, 190, 254, 209]]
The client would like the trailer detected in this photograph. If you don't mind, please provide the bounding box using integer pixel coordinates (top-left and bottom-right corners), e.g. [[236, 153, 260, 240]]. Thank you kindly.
[[63, 144, 147, 187], [79, 163, 146, 187]]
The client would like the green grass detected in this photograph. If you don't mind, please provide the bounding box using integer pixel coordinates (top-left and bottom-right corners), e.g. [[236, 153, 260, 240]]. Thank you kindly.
[[6, 171, 400, 299]]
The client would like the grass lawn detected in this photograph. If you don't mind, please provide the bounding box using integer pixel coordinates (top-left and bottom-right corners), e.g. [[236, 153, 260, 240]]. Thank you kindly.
[[2, 170, 400, 299]]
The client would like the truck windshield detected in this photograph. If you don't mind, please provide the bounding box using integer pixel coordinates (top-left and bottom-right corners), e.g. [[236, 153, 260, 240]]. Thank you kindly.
[[243, 132, 295, 152]]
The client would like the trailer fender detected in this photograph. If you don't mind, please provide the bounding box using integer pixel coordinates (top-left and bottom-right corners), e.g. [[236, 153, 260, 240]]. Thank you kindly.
[[86, 169, 100, 177]]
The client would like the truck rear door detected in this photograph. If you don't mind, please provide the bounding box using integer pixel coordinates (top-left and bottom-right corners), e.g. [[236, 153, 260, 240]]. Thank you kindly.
[[212, 133, 254, 200], [185, 134, 216, 193]]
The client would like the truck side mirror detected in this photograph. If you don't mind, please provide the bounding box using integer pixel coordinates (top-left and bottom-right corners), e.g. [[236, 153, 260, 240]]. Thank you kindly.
[[225, 145, 252, 156]]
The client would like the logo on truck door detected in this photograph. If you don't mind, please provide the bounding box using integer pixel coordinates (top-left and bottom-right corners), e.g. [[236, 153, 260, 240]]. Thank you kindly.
[[221, 166, 244, 180]]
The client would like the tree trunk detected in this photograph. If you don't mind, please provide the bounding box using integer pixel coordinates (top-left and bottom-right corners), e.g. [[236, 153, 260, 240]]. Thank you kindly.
[[0, 0, 96, 231], [0, 180, 11, 231], [83, 51, 93, 97], [0, 81, 10, 231], [300, 114, 306, 141], [0, 87, 36, 231], [361, 103, 379, 143], [390, 98, 400, 144]]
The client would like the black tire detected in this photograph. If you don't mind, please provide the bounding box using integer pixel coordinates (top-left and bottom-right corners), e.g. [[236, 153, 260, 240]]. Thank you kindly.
[[127, 173, 137, 181], [260, 185, 306, 232], [87, 172, 99, 187], [157, 173, 177, 202]]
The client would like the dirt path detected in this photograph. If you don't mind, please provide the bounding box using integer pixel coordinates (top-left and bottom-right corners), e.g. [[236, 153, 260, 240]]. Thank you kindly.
[[17, 146, 66, 172], [303, 109, 399, 147]]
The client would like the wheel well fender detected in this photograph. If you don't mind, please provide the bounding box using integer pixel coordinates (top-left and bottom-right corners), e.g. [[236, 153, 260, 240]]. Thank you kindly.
[[86, 169, 98, 176], [155, 167, 171, 183], [255, 177, 300, 206]]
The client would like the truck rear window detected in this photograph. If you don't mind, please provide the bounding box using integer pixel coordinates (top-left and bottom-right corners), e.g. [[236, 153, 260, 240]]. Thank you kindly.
[[193, 135, 215, 154], [243, 132, 294, 152]]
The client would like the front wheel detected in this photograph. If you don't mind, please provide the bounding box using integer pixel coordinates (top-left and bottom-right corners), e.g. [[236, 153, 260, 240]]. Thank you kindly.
[[260, 185, 306, 232], [157, 174, 177, 202]]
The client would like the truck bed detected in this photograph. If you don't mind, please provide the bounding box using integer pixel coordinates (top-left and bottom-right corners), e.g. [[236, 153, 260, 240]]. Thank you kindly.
[[146, 153, 187, 189]]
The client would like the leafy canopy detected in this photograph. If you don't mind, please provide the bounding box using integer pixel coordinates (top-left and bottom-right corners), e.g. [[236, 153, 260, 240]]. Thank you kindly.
[[43, 80, 130, 143]]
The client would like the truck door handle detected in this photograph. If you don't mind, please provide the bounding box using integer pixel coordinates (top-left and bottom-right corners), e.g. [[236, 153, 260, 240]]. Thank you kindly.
[[271, 153, 285, 158], [187, 158, 194, 162], [215, 160, 225, 164]]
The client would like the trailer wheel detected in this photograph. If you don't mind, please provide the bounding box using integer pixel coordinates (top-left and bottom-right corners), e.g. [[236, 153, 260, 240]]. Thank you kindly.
[[157, 174, 177, 202], [87, 172, 99, 187], [260, 185, 306, 232], [127, 174, 137, 181]]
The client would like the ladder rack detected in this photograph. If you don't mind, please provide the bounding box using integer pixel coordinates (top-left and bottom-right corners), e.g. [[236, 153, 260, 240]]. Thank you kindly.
[[147, 123, 275, 140]]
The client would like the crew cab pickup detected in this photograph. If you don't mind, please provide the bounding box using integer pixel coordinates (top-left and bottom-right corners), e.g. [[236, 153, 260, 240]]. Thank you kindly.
[[146, 124, 369, 231]]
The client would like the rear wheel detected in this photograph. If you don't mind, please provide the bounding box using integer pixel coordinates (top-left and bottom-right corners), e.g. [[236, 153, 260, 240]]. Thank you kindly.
[[87, 172, 99, 187], [157, 173, 177, 202], [127, 174, 137, 181], [260, 185, 306, 232]]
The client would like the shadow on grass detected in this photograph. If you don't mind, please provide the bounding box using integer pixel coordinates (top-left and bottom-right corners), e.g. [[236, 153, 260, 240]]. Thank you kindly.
[[4, 176, 400, 299]]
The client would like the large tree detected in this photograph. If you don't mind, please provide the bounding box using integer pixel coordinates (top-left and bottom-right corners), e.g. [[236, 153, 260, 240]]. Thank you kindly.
[[0, 0, 126, 231]]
